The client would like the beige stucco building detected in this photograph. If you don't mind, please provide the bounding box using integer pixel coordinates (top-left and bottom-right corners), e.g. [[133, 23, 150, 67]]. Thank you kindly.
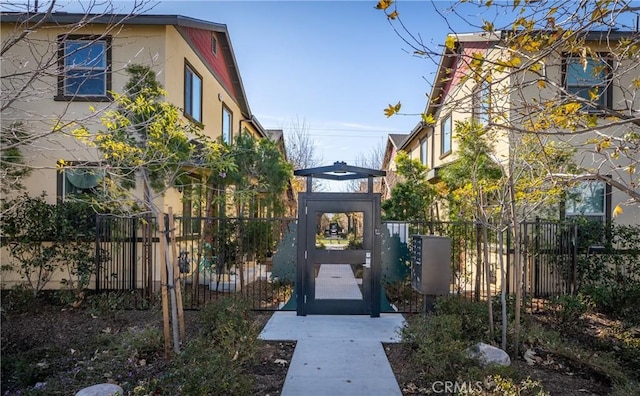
[[1, 12, 295, 291], [1, 12, 272, 215], [391, 30, 639, 226]]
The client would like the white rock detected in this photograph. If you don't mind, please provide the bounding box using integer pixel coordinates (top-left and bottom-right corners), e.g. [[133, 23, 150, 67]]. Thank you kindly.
[[467, 342, 511, 366], [274, 358, 288, 366], [524, 349, 537, 365], [75, 383, 124, 396]]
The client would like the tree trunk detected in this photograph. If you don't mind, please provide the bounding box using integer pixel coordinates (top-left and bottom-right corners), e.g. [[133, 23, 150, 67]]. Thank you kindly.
[[482, 220, 494, 341], [507, 170, 522, 356], [497, 229, 508, 350]]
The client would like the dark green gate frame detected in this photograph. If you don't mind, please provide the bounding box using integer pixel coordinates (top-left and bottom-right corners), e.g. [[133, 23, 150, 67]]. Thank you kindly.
[[294, 162, 386, 317]]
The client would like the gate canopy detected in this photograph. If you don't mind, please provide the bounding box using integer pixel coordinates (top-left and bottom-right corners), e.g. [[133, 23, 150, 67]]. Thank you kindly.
[[294, 161, 385, 193]]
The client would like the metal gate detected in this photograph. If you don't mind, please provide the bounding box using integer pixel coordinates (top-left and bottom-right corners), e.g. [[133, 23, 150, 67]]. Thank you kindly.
[[294, 162, 385, 317]]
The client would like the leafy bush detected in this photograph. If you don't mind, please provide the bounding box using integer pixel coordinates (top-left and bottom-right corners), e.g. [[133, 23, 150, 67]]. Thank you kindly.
[[1, 193, 97, 300], [581, 282, 640, 323], [159, 296, 259, 395], [547, 294, 588, 326], [436, 296, 493, 342], [401, 314, 473, 381], [573, 221, 640, 322], [0, 284, 35, 314]]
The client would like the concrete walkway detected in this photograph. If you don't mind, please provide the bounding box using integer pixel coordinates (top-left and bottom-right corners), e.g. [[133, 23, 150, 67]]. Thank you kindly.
[[315, 264, 363, 300], [259, 312, 406, 396]]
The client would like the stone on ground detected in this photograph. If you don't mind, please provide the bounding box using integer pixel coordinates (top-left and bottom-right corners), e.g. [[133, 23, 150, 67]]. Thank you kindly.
[[75, 383, 124, 396], [467, 342, 511, 366]]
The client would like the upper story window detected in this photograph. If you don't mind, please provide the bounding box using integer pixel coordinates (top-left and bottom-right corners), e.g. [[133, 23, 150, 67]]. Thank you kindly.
[[473, 79, 490, 125], [56, 35, 111, 101], [565, 180, 609, 223], [222, 105, 233, 144], [184, 62, 203, 123], [211, 33, 218, 56], [564, 54, 611, 110], [420, 138, 428, 167], [441, 114, 452, 156]]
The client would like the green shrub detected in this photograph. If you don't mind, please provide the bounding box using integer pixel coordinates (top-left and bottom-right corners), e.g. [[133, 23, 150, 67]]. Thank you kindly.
[[0, 193, 97, 299], [435, 296, 493, 342], [548, 294, 588, 326], [1, 284, 36, 314], [401, 314, 474, 381], [581, 282, 640, 323], [573, 221, 640, 322], [86, 291, 128, 317], [159, 296, 259, 395], [115, 326, 164, 360]]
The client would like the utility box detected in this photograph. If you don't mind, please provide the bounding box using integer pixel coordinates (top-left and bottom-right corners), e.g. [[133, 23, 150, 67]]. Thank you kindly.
[[411, 235, 452, 295]]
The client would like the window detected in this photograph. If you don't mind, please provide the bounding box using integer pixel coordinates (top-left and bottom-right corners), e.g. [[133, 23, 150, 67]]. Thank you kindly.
[[441, 114, 452, 155], [184, 62, 203, 123], [56, 164, 103, 201], [565, 180, 610, 223], [564, 54, 611, 109], [211, 33, 218, 56], [57, 35, 111, 100], [222, 105, 233, 144], [473, 79, 490, 125], [420, 138, 428, 166]]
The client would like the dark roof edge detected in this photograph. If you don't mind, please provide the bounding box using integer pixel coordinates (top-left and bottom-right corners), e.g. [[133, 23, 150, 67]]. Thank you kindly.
[[399, 121, 429, 151], [0, 12, 227, 31]]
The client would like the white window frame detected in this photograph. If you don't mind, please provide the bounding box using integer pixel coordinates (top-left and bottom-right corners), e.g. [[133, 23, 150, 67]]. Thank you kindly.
[[473, 79, 490, 125], [420, 138, 428, 167], [184, 62, 203, 123], [441, 114, 452, 156], [222, 105, 233, 144]]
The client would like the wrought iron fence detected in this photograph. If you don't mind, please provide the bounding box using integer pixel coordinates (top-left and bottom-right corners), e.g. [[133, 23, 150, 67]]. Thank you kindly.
[[171, 216, 297, 310], [94, 214, 596, 312], [94, 214, 157, 308]]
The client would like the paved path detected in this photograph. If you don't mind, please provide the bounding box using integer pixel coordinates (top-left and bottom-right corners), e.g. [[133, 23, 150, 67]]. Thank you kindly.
[[259, 312, 405, 396], [315, 264, 363, 300]]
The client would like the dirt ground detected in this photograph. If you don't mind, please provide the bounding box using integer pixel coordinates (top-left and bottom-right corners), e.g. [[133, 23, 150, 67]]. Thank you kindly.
[[384, 342, 612, 395], [0, 303, 622, 395]]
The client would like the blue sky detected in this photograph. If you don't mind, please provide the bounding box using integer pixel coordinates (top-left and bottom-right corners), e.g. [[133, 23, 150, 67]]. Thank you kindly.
[[147, 1, 457, 186]]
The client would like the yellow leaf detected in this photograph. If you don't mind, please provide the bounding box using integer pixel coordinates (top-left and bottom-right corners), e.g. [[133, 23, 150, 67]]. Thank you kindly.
[[482, 21, 494, 32], [613, 204, 623, 218], [528, 62, 542, 72], [374, 0, 393, 10], [421, 113, 436, 125], [632, 78, 640, 88], [537, 80, 546, 89], [384, 102, 401, 118], [388, 10, 399, 19], [56, 159, 66, 169], [445, 35, 457, 50]]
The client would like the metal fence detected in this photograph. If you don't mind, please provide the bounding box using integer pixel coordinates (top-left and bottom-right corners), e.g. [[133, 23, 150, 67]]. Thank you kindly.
[[94, 215, 588, 312]]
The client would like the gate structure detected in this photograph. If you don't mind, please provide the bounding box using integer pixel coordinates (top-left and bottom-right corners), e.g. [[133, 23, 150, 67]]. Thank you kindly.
[[294, 162, 385, 317]]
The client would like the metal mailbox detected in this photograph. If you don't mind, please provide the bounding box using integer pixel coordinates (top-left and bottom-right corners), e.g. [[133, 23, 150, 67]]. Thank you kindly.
[[411, 235, 452, 295]]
